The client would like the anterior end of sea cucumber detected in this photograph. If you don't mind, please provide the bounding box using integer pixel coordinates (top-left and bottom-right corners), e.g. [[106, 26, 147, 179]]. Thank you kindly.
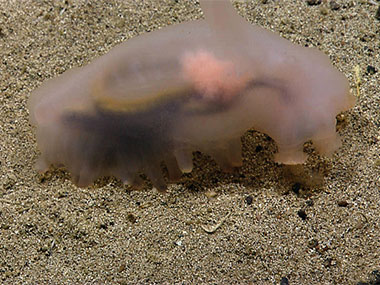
[[181, 50, 249, 103]]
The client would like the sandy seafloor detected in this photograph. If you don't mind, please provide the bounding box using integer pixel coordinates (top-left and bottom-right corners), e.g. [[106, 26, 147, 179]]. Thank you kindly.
[[0, 0, 379, 284]]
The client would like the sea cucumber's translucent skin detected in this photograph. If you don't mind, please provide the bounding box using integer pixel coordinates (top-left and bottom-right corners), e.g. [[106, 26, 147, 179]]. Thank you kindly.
[[28, 0, 355, 191]]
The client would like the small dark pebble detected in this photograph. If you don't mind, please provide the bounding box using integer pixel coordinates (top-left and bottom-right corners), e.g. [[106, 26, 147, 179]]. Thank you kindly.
[[306, 200, 314, 207], [376, 6, 380, 20], [366, 65, 377, 75], [280, 277, 289, 285], [245, 195, 253, 205], [255, 145, 263, 152], [264, 135, 272, 141], [297, 209, 307, 220], [292, 182, 301, 194], [306, 0, 321, 6], [99, 223, 108, 230], [127, 213, 137, 223], [337, 200, 348, 207], [329, 1, 340, 10]]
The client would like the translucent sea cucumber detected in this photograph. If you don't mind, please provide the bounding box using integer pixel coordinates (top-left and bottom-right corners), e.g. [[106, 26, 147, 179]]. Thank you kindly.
[[28, 0, 356, 191]]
